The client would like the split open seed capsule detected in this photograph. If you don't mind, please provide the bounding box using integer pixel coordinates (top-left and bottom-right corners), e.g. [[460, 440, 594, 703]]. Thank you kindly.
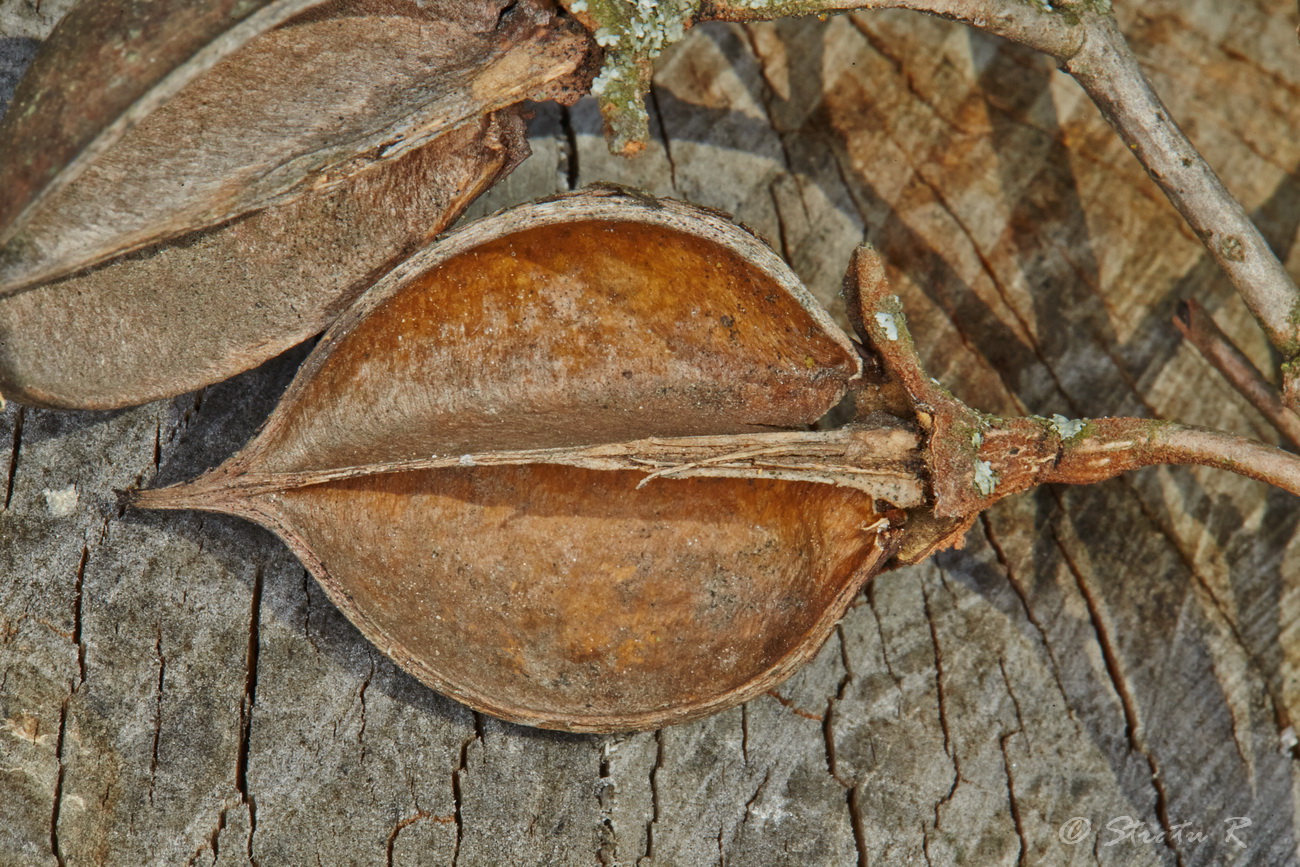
[[0, 0, 590, 408], [136, 188, 939, 732]]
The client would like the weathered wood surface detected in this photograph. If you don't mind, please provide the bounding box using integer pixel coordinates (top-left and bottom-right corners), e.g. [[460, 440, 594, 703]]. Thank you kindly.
[[3, 0, 1300, 864]]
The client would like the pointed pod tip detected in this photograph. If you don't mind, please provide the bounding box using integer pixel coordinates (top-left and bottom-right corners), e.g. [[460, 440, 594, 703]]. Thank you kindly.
[[113, 487, 137, 514], [129, 483, 199, 512]]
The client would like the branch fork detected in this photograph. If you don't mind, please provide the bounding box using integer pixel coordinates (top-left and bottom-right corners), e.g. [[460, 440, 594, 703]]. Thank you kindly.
[[842, 245, 1300, 561], [572, 0, 1300, 415]]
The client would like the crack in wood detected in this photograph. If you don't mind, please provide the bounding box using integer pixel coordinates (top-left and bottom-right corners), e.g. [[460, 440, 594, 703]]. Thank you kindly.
[[42, 524, 98, 867], [920, 577, 962, 831], [1050, 524, 1186, 867], [847, 784, 869, 867], [356, 658, 374, 764], [299, 569, 322, 654], [740, 703, 750, 766], [737, 22, 779, 100], [450, 712, 483, 867], [152, 419, 162, 475], [235, 565, 264, 866], [999, 730, 1028, 867], [1084, 334, 1162, 419], [646, 84, 677, 192], [384, 809, 454, 867], [739, 767, 772, 834], [978, 513, 1075, 723], [596, 737, 616, 866], [49, 698, 68, 867], [4, 405, 23, 510], [765, 688, 823, 721], [863, 584, 903, 689], [186, 806, 227, 866], [768, 183, 796, 267], [738, 29, 804, 276], [998, 658, 1028, 867], [558, 104, 579, 191], [149, 624, 166, 805], [846, 16, 1019, 144], [827, 622, 871, 865], [998, 658, 1028, 748], [822, 626, 855, 789], [639, 729, 664, 865], [740, 18, 807, 290], [71, 544, 88, 685]]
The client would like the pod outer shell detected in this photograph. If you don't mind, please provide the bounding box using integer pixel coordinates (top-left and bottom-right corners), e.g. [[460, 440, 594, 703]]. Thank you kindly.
[[142, 189, 892, 731]]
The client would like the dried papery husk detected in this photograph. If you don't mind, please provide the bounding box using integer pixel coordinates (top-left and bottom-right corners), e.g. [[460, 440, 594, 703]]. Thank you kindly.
[[133, 190, 1300, 731], [0, 111, 526, 409], [229, 187, 867, 472], [245, 467, 900, 732], [137, 188, 933, 732], [0, 0, 591, 295], [0, 0, 597, 408]]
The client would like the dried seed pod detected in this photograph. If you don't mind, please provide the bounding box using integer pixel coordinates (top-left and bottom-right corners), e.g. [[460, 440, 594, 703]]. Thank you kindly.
[[0, 0, 593, 408], [0, 0, 588, 293], [0, 113, 526, 409], [137, 188, 1300, 732], [137, 188, 929, 732]]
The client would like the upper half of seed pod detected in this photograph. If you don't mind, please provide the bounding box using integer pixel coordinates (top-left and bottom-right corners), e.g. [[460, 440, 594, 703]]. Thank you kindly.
[[0, 0, 593, 296], [223, 186, 864, 475]]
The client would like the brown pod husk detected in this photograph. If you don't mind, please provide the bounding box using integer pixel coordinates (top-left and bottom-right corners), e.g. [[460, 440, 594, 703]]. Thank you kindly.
[[136, 188, 932, 732], [0, 112, 526, 409], [0, 0, 594, 408], [134, 187, 1300, 731]]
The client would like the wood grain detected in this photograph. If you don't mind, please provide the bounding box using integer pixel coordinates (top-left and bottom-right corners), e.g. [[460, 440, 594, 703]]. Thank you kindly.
[[3, 0, 1299, 864]]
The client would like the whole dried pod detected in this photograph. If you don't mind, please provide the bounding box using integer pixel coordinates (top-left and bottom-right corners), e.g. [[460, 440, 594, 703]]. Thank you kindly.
[[136, 188, 1300, 732], [0, 0, 592, 408]]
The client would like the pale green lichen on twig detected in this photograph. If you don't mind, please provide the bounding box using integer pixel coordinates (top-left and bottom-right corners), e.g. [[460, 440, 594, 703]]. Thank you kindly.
[[564, 0, 701, 155], [1048, 414, 1085, 440], [973, 459, 999, 496]]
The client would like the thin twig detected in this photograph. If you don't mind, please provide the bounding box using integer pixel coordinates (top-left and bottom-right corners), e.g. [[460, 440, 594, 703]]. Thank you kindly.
[[700, 0, 1083, 57], [1063, 16, 1300, 368], [700, 0, 1300, 407], [1038, 417, 1300, 499], [1173, 300, 1300, 450]]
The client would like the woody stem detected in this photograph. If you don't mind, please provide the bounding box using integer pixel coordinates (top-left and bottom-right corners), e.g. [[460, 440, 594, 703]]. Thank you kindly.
[[1063, 17, 1300, 392], [1037, 418, 1300, 497], [1172, 300, 1300, 449]]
